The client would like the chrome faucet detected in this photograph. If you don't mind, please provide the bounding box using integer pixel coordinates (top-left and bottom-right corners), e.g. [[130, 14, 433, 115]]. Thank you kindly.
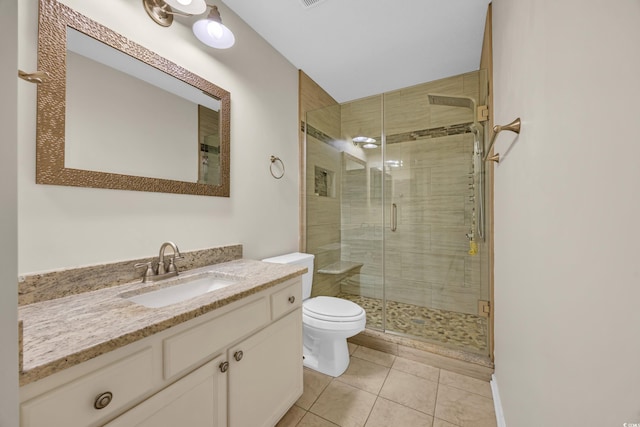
[[135, 241, 183, 283]]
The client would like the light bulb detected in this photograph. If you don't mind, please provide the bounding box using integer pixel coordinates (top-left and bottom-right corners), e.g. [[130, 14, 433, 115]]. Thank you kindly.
[[164, 0, 205, 14], [353, 136, 376, 144], [193, 8, 235, 49], [207, 21, 224, 39]]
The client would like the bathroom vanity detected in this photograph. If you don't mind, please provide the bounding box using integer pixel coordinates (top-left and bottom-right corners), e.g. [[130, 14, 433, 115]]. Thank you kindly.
[[18, 259, 304, 427]]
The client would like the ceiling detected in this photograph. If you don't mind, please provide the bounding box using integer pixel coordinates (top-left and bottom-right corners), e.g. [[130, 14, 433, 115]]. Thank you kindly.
[[221, 0, 491, 103]]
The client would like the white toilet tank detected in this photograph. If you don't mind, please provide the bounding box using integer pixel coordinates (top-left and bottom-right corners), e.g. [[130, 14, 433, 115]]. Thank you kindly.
[[262, 252, 314, 300]]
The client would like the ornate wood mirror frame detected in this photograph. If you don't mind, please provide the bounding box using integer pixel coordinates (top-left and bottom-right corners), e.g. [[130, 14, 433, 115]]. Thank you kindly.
[[36, 0, 231, 196]]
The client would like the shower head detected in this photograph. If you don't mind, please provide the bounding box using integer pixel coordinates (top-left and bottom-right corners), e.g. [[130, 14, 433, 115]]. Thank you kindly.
[[427, 94, 476, 110], [428, 93, 480, 136]]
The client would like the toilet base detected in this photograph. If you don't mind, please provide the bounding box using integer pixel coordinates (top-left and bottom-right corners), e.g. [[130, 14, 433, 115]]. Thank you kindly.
[[303, 328, 352, 377]]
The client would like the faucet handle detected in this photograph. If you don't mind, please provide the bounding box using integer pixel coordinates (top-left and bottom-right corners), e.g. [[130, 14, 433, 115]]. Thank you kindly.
[[166, 254, 184, 274], [158, 255, 183, 275], [166, 257, 179, 274], [134, 262, 156, 283]]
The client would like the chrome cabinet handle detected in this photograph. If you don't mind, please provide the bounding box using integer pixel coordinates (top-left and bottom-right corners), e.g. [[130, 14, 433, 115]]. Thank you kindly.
[[233, 351, 243, 362], [94, 391, 113, 410], [219, 361, 229, 373], [288, 296, 295, 303], [390, 203, 397, 232]]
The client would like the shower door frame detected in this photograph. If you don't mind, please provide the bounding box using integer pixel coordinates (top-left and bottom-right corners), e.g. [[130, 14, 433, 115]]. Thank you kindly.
[[299, 73, 494, 362], [379, 105, 491, 357]]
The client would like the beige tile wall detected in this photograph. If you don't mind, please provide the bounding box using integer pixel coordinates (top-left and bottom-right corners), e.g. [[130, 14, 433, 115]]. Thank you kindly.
[[306, 131, 343, 297]]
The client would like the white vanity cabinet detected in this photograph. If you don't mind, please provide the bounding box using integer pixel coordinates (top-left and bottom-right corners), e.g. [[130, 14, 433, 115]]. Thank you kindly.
[[227, 309, 302, 427], [19, 276, 303, 427]]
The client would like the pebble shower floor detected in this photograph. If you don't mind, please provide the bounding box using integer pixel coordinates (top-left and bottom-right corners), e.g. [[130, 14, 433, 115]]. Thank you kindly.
[[337, 293, 488, 354]]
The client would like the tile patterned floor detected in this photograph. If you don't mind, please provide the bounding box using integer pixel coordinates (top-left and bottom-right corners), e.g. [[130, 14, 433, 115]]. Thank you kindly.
[[277, 344, 497, 427], [337, 293, 489, 355]]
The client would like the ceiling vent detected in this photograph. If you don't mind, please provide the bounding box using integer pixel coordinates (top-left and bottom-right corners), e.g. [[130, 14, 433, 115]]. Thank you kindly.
[[299, 0, 327, 9]]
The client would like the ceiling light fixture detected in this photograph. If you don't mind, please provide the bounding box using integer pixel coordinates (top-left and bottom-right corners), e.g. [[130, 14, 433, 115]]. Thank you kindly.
[[143, 0, 207, 27], [143, 0, 235, 49], [192, 5, 235, 49], [385, 160, 403, 168], [352, 136, 379, 149]]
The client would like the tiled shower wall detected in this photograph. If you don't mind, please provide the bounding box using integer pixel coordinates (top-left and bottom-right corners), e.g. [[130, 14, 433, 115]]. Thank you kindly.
[[305, 104, 343, 297], [341, 134, 483, 315]]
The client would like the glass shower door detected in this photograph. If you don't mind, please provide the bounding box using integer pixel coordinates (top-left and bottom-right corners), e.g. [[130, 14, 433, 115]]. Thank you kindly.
[[304, 101, 384, 330], [382, 86, 490, 355], [337, 95, 385, 331]]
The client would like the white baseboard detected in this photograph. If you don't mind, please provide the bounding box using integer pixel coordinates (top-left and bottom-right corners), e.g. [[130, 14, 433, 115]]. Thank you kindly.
[[491, 374, 506, 427]]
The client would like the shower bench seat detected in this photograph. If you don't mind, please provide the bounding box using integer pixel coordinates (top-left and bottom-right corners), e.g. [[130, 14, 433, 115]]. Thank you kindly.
[[317, 261, 363, 275]]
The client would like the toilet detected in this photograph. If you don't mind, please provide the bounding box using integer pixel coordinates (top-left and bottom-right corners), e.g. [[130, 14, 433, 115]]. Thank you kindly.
[[262, 252, 366, 377]]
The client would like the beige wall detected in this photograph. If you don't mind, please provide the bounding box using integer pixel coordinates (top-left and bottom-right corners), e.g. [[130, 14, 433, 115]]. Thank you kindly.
[[17, 0, 300, 274], [493, 0, 640, 425], [65, 51, 198, 181], [0, 0, 19, 422]]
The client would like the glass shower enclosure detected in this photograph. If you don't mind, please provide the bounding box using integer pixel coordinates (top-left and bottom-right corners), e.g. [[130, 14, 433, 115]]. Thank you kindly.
[[304, 71, 491, 356]]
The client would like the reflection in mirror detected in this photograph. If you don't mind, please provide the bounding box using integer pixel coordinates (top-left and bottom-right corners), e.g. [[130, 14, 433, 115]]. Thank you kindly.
[[198, 105, 220, 185], [65, 28, 222, 184], [37, 0, 230, 196]]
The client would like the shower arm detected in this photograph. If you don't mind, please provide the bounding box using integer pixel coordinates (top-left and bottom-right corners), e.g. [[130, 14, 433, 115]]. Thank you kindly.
[[483, 118, 521, 163]]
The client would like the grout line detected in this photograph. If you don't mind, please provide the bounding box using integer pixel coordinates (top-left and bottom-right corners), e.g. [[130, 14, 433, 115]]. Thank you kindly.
[[438, 382, 494, 400], [434, 372, 442, 422], [313, 413, 341, 427], [362, 396, 380, 427], [378, 364, 440, 418], [379, 361, 393, 394], [439, 370, 494, 400], [293, 408, 305, 427]]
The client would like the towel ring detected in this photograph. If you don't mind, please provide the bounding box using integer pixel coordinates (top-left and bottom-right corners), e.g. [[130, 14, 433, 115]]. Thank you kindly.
[[483, 117, 521, 163], [270, 156, 285, 179]]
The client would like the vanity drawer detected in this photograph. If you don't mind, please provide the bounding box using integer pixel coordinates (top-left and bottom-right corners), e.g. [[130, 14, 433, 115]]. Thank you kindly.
[[163, 297, 269, 379], [271, 278, 302, 320], [20, 348, 155, 427]]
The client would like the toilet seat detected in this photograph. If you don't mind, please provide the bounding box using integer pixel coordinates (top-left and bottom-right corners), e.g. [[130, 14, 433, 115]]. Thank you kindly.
[[303, 297, 366, 332], [303, 296, 364, 322]]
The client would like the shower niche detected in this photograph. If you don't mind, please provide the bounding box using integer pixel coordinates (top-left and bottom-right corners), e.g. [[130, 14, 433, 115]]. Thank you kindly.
[[305, 70, 492, 357], [314, 166, 335, 197]]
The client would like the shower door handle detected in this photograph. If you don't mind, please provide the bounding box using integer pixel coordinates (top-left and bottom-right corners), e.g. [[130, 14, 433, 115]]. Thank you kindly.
[[390, 203, 397, 232]]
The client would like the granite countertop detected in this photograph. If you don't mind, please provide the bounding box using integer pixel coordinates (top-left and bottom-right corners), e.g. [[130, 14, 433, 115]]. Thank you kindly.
[[18, 259, 305, 386]]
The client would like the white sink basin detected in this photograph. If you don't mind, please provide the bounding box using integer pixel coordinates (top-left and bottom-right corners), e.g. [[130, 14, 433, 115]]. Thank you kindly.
[[123, 273, 238, 308]]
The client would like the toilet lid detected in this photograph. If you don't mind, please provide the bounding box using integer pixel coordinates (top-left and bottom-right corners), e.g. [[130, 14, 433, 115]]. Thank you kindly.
[[303, 296, 365, 322]]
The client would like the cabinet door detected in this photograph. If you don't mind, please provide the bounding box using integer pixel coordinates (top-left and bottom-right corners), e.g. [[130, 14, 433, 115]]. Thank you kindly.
[[105, 355, 227, 427], [228, 308, 303, 427]]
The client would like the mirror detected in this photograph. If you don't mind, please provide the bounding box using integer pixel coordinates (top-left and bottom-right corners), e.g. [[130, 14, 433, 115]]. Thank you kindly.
[[36, 0, 230, 196]]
